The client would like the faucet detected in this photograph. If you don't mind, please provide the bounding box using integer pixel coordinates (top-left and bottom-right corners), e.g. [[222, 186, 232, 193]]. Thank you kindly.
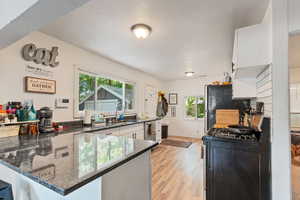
[[114, 101, 122, 123]]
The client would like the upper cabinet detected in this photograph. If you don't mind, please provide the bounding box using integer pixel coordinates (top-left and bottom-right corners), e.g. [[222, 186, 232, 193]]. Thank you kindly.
[[232, 23, 271, 78], [289, 0, 300, 33], [232, 77, 257, 99]]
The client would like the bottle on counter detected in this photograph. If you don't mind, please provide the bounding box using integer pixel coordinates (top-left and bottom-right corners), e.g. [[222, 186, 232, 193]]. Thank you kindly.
[[0, 110, 7, 123]]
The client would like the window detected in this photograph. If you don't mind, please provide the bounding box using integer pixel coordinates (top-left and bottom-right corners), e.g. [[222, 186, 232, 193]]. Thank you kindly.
[[79, 74, 96, 111], [184, 96, 205, 120], [125, 83, 135, 110], [76, 70, 136, 116], [96, 77, 123, 113]]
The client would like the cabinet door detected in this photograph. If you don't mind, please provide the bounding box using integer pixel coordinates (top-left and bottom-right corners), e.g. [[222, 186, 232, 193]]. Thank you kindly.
[[289, 0, 300, 32], [208, 144, 261, 200], [232, 78, 256, 99], [134, 124, 144, 140], [237, 24, 271, 68], [97, 129, 115, 136], [110, 128, 120, 136], [156, 121, 162, 142], [135, 130, 144, 140]]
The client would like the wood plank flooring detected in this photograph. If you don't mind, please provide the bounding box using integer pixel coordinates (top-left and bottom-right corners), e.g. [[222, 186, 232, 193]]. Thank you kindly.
[[292, 156, 300, 200], [151, 136, 204, 200]]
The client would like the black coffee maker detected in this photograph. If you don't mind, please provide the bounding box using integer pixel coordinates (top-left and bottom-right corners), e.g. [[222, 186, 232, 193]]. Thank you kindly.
[[37, 107, 54, 133]]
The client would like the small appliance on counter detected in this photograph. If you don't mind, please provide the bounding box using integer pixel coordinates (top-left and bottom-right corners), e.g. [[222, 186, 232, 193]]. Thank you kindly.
[[256, 102, 264, 114], [84, 110, 93, 126], [37, 107, 54, 133]]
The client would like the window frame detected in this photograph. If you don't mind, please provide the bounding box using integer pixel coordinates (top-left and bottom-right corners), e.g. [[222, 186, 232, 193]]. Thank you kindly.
[[183, 95, 205, 120], [74, 68, 137, 118]]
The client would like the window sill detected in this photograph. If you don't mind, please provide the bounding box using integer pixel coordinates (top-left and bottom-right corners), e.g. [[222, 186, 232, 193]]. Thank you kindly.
[[184, 118, 205, 121]]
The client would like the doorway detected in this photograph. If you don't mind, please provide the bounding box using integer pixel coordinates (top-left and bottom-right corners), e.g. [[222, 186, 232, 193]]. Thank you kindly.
[[144, 85, 158, 118], [289, 34, 300, 200]]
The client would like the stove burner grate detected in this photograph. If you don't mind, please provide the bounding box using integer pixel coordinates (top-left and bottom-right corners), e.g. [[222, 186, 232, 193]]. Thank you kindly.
[[208, 128, 258, 141]]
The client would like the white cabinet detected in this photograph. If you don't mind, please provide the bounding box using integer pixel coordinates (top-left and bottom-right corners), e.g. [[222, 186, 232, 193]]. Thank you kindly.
[[119, 124, 145, 140], [154, 120, 162, 143], [232, 77, 257, 99], [233, 23, 271, 78], [97, 129, 119, 136], [135, 124, 145, 140], [289, 0, 300, 33]]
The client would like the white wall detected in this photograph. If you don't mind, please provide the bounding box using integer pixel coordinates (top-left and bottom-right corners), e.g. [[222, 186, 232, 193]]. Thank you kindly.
[[290, 68, 300, 83], [0, 32, 163, 122], [163, 75, 224, 138]]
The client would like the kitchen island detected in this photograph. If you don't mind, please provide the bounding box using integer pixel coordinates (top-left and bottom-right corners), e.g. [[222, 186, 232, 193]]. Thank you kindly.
[[0, 129, 157, 200]]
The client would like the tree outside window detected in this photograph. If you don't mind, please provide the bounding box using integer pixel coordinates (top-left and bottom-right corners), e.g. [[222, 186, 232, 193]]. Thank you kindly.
[[184, 96, 205, 120], [78, 72, 135, 114]]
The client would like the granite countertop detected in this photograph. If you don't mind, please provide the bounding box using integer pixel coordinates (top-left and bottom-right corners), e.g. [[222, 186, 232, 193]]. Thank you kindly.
[[82, 118, 161, 133], [0, 130, 158, 196]]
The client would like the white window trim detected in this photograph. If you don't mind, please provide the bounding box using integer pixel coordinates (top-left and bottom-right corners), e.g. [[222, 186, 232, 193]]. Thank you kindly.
[[74, 68, 137, 118], [183, 95, 205, 121]]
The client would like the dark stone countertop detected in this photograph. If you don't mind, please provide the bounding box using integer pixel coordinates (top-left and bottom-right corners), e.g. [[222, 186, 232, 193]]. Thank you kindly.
[[0, 130, 158, 196], [82, 118, 161, 133]]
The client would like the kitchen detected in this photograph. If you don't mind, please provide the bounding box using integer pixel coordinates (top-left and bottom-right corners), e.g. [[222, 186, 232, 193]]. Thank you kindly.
[[0, 0, 295, 199]]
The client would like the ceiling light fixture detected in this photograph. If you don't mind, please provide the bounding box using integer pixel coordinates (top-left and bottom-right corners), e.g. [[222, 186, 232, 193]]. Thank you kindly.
[[131, 24, 152, 39], [185, 71, 195, 77]]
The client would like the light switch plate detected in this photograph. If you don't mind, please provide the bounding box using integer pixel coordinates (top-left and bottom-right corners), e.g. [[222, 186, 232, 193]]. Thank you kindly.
[[55, 98, 70, 109]]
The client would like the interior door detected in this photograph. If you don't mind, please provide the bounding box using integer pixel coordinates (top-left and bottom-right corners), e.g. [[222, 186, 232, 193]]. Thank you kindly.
[[144, 85, 157, 118]]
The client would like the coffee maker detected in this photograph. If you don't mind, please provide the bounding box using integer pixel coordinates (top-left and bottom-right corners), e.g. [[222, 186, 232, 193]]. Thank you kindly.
[[37, 107, 54, 133]]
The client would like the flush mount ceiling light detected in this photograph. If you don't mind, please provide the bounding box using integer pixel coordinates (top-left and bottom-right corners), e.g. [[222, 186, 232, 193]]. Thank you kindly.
[[131, 24, 152, 39], [185, 71, 195, 77]]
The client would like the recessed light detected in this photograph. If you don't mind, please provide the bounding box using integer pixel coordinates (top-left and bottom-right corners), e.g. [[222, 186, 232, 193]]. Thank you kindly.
[[131, 24, 152, 39], [185, 71, 195, 77]]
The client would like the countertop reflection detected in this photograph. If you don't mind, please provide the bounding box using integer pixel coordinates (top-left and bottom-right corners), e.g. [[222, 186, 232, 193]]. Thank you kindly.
[[0, 131, 157, 195]]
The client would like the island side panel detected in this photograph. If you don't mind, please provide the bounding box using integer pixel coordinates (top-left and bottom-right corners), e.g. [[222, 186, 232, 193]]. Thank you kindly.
[[0, 164, 102, 200], [102, 151, 152, 200]]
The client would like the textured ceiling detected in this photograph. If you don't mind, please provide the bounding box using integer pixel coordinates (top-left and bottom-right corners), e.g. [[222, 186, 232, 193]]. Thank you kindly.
[[41, 0, 269, 80]]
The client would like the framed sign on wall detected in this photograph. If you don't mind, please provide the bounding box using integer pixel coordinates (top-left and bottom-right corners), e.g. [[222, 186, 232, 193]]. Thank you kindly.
[[169, 93, 178, 105], [25, 76, 56, 94]]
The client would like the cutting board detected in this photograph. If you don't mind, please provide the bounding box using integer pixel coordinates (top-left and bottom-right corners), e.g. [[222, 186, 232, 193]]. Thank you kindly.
[[215, 109, 239, 128]]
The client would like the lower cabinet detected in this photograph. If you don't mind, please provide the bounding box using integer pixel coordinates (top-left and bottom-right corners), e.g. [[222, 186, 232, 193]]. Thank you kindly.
[[95, 123, 148, 141], [118, 124, 145, 140], [204, 140, 270, 200], [154, 120, 162, 143]]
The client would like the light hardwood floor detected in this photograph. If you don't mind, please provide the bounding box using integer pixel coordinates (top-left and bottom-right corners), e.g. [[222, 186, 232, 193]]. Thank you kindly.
[[151, 136, 204, 200], [292, 157, 300, 200]]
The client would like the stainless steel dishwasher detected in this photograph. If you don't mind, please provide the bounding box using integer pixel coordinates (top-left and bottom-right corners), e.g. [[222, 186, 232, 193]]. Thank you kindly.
[[144, 122, 156, 141]]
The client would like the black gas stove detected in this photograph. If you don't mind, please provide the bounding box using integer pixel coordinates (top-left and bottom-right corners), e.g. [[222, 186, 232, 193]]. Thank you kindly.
[[207, 128, 258, 141]]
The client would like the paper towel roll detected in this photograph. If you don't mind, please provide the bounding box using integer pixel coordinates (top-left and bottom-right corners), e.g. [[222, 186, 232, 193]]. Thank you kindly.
[[84, 110, 92, 125]]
